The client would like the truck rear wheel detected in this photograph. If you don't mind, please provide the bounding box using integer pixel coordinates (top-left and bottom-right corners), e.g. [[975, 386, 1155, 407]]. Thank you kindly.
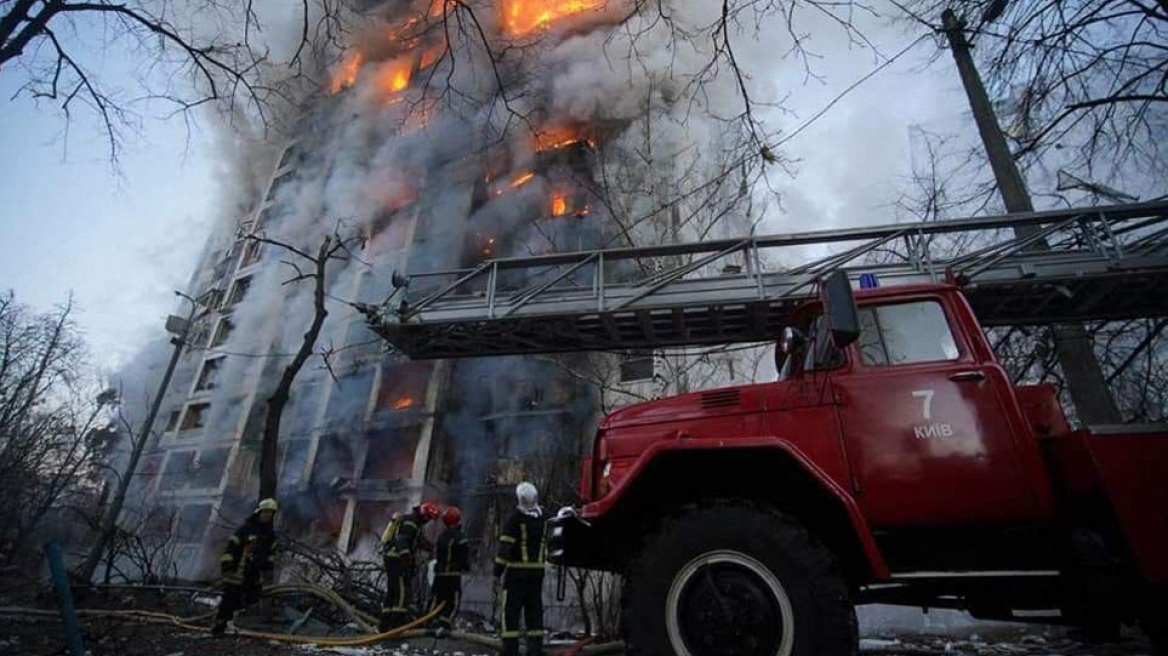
[[621, 502, 857, 656]]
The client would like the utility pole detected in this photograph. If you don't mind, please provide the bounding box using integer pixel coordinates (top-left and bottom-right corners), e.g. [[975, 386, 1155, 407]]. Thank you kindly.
[[941, 8, 1122, 425], [78, 295, 198, 582]]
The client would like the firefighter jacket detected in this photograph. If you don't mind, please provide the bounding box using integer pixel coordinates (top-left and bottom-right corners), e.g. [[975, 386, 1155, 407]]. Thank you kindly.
[[381, 508, 432, 562], [434, 526, 470, 577], [494, 509, 547, 578], [219, 514, 277, 585]]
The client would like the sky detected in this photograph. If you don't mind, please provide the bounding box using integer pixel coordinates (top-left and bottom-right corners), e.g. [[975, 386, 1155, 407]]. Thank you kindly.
[[0, 4, 970, 373]]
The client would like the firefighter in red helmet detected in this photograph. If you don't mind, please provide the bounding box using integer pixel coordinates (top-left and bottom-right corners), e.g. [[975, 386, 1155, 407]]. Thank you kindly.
[[431, 506, 469, 631], [380, 501, 439, 631]]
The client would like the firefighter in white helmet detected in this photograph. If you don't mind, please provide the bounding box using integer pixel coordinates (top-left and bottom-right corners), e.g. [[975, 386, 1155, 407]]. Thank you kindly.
[[212, 498, 280, 636], [494, 482, 547, 656]]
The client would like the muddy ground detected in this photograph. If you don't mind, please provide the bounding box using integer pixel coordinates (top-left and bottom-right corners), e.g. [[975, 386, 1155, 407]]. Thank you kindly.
[[0, 585, 1157, 655]]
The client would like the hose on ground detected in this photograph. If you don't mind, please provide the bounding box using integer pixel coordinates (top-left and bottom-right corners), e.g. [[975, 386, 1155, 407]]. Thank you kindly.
[[0, 603, 440, 647], [0, 591, 626, 653]]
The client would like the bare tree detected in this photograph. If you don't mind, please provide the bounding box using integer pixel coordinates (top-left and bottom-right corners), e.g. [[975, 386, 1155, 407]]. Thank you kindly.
[[0, 0, 357, 163], [0, 290, 113, 564], [246, 230, 362, 500], [899, 0, 1168, 186]]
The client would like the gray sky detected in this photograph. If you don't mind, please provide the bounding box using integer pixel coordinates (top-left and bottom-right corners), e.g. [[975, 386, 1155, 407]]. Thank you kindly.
[[0, 69, 219, 371], [0, 6, 968, 373]]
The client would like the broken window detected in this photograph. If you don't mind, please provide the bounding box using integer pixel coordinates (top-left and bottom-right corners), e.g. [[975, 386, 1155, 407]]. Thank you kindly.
[[175, 504, 212, 543], [361, 427, 420, 481], [284, 384, 322, 437], [191, 448, 231, 489], [164, 409, 181, 432], [129, 455, 164, 498], [194, 357, 223, 392], [180, 402, 210, 431], [159, 451, 196, 491], [210, 319, 234, 348], [374, 362, 431, 413], [241, 240, 262, 268], [351, 501, 396, 552], [278, 440, 311, 489], [227, 276, 252, 307], [142, 505, 174, 538], [324, 369, 375, 427], [311, 433, 355, 488]]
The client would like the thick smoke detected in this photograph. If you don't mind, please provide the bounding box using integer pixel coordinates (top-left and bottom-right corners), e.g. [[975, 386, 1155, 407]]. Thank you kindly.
[[110, 0, 831, 581]]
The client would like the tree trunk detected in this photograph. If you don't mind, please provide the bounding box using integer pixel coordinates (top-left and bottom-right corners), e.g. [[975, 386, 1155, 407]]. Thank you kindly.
[[257, 237, 332, 500]]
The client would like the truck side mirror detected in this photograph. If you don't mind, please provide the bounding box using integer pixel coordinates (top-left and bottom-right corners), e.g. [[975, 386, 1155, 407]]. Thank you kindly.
[[820, 271, 861, 349], [779, 327, 805, 356]]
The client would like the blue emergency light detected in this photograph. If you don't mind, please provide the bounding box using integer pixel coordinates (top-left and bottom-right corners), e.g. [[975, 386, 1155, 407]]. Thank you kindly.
[[859, 273, 880, 289]]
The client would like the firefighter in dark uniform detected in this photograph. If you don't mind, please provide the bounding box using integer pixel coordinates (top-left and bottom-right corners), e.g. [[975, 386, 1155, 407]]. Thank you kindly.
[[495, 482, 547, 656], [380, 501, 440, 631], [431, 506, 470, 631], [212, 498, 279, 636]]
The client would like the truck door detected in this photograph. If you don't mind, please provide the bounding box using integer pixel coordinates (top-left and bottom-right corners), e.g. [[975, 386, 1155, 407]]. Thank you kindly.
[[833, 295, 1041, 527]]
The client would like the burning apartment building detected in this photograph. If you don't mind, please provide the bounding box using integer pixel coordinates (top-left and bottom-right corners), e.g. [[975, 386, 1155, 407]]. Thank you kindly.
[[109, 0, 763, 595]]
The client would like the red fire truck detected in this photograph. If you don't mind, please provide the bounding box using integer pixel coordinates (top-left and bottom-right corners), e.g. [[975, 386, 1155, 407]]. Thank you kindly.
[[370, 203, 1168, 656], [548, 274, 1167, 656]]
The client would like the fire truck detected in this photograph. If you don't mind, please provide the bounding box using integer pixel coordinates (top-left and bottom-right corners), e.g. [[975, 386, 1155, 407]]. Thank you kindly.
[[369, 201, 1168, 656]]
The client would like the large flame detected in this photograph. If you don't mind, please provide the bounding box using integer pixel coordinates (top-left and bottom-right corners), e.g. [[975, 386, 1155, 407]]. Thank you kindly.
[[551, 193, 567, 216], [503, 0, 603, 36], [535, 124, 595, 151], [330, 51, 365, 94], [376, 57, 414, 96]]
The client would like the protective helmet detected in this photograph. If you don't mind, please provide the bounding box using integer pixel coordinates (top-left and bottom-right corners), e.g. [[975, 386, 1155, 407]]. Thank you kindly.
[[516, 482, 539, 510], [442, 506, 462, 528], [419, 501, 441, 521], [257, 498, 279, 513]]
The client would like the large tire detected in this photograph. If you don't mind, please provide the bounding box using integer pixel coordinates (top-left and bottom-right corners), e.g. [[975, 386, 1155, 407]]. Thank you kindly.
[[621, 501, 857, 656], [1141, 593, 1168, 656]]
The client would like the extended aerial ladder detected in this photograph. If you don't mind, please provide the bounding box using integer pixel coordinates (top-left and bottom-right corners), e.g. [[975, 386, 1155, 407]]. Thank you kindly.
[[367, 201, 1168, 359]]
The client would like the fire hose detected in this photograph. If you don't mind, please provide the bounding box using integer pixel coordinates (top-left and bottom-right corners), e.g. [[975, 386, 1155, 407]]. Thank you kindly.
[[0, 581, 624, 653]]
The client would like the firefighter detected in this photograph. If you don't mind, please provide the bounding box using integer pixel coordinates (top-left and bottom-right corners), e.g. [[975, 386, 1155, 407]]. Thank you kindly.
[[431, 506, 469, 631], [212, 498, 279, 636], [495, 482, 547, 656], [380, 500, 440, 631]]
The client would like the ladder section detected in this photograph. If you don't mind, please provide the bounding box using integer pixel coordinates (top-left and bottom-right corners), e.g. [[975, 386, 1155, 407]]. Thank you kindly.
[[368, 201, 1168, 359]]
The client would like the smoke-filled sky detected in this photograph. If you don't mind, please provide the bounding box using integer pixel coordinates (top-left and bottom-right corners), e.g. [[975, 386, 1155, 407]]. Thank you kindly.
[[0, 3, 975, 372]]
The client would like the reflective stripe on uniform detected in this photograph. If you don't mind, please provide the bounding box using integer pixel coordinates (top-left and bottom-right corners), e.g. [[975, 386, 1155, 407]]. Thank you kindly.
[[498, 535, 516, 544], [520, 523, 529, 563], [506, 562, 546, 569]]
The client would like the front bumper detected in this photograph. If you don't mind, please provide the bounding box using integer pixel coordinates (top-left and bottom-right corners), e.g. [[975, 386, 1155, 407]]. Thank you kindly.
[[548, 507, 619, 571]]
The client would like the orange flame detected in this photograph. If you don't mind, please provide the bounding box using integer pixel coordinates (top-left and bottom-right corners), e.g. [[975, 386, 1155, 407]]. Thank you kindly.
[[330, 51, 365, 94], [376, 57, 413, 96], [510, 171, 536, 188], [535, 124, 594, 151], [551, 194, 567, 216], [393, 396, 416, 410], [503, 0, 603, 36], [418, 41, 446, 70]]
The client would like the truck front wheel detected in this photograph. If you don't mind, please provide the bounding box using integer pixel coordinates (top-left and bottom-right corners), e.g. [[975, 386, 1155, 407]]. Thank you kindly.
[[621, 502, 857, 656]]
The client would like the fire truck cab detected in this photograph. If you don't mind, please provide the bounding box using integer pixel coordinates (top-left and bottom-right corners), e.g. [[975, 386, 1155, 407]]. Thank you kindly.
[[550, 275, 1168, 656]]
